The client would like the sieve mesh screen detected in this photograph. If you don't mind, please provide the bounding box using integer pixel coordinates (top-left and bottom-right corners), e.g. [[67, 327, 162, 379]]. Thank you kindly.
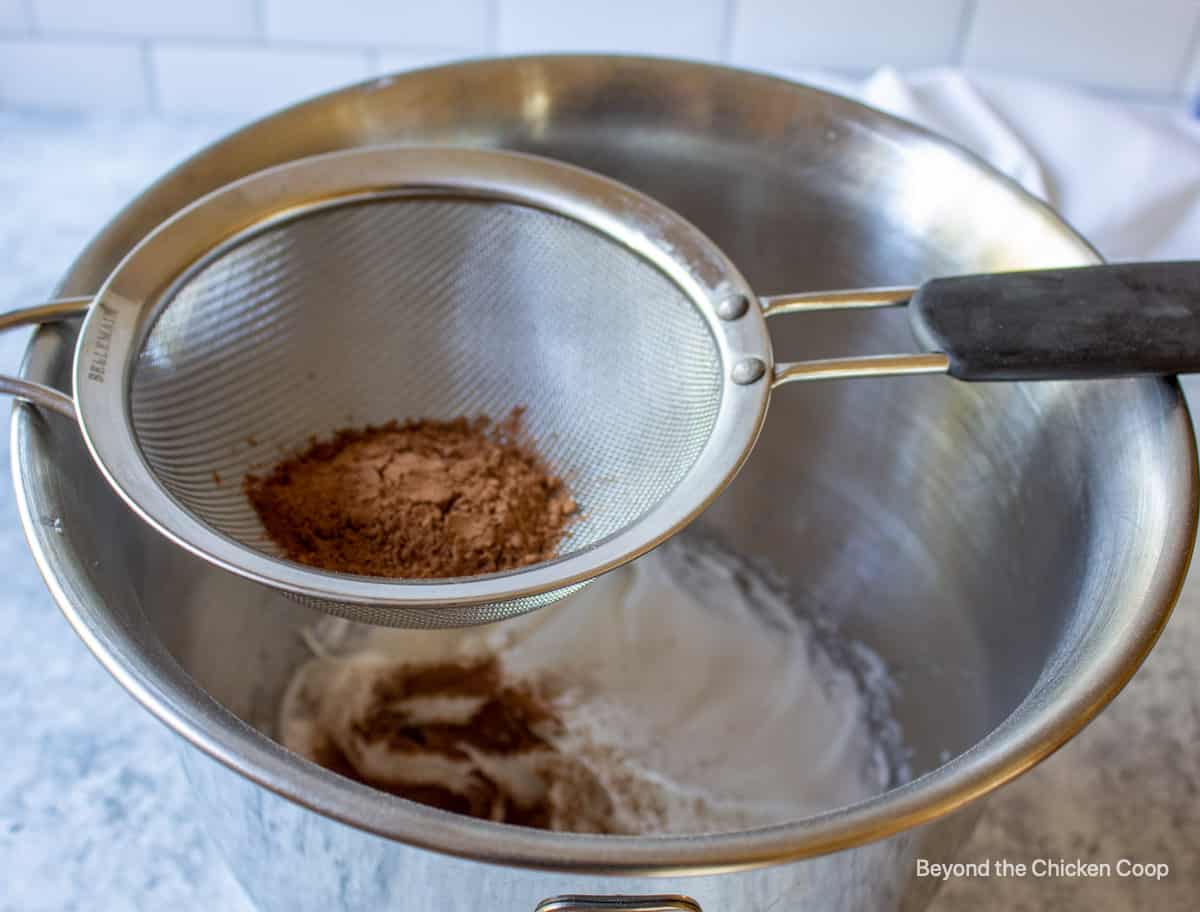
[[127, 196, 723, 623]]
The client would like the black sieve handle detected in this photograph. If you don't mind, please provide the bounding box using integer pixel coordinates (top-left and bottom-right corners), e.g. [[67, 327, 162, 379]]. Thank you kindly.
[[908, 262, 1200, 381]]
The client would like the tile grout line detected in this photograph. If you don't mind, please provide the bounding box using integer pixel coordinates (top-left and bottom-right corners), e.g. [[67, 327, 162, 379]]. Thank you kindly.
[[719, 0, 739, 62], [252, 0, 268, 44], [1171, 6, 1200, 105], [951, 0, 979, 64], [140, 38, 160, 114], [27, 33, 441, 55], [486, 0, 501, 53]]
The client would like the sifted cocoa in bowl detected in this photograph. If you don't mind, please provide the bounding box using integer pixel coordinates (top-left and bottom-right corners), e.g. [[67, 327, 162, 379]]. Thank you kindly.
[[244, 409, 576, 578]]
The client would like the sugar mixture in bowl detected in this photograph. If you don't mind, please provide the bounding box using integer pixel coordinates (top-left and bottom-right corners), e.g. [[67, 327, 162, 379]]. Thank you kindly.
[[278, 537, 910, 834]]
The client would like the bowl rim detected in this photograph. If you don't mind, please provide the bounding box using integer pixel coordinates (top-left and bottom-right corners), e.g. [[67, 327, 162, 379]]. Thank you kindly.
[[12, 54, 1199, 875]]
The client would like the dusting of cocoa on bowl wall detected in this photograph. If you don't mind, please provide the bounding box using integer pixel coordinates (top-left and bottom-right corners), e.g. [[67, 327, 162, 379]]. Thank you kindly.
[[243, 409, 576, 578]]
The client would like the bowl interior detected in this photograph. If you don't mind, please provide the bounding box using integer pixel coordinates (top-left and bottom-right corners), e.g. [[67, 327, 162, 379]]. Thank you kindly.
[[16, 57, 1195, 856]]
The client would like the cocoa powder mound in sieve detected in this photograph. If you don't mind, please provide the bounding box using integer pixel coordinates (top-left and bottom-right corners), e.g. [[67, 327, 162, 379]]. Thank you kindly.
[[244, 409, 576, 578]]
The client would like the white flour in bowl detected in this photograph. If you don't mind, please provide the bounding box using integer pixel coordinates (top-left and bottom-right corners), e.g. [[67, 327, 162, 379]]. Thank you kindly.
[[278, 537, 909, 834]]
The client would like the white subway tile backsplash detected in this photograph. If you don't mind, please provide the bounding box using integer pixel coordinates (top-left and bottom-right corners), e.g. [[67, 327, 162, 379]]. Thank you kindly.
[[498, 0, 725, 58], [32, 0, 256, 39], [732, 0, 967, 69], [964, 0, 1200, 94], [2, 0, 1198, 113], [265, 0, 488, 48], [0, 39, 148, 109], [0, 0, 30, 33], [153, 44, 370, 116]]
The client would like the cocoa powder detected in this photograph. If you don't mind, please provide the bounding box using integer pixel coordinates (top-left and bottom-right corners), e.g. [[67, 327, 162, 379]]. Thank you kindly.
[[332, 656, 581, 827], [244, 410, 576, 578], [300, 654, 623, 830]]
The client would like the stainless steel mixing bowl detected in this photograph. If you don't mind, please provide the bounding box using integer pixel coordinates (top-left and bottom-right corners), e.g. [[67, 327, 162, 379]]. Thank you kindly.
[[13, 57, 1197, 911]]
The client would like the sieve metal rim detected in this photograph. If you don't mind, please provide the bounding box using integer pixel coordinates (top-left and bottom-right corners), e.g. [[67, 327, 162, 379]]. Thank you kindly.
[[70, 145, 773, 610]]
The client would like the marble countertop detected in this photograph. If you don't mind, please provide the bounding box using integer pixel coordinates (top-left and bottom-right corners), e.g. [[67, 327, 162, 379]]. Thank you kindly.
[[0, 111, 1196, 912]]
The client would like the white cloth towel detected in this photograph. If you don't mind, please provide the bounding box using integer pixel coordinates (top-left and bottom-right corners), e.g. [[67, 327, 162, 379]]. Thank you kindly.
[[776, 67, 1200, 262]]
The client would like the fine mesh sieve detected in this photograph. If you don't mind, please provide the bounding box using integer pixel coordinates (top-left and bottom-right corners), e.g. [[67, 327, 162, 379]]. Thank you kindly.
[[129, 195, 724, 626], [45, 146, 781, 628], [10, 145, 1184, 628]]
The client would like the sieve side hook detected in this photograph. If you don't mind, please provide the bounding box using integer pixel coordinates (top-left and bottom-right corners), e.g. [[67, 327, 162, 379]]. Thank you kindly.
[[0, 297, 93, 419], [760, 286, 950, 387]]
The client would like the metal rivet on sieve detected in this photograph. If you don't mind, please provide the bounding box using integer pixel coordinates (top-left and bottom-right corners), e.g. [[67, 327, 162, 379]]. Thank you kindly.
[[731, 357, 766, 385], [716, 294, 749, 321]]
